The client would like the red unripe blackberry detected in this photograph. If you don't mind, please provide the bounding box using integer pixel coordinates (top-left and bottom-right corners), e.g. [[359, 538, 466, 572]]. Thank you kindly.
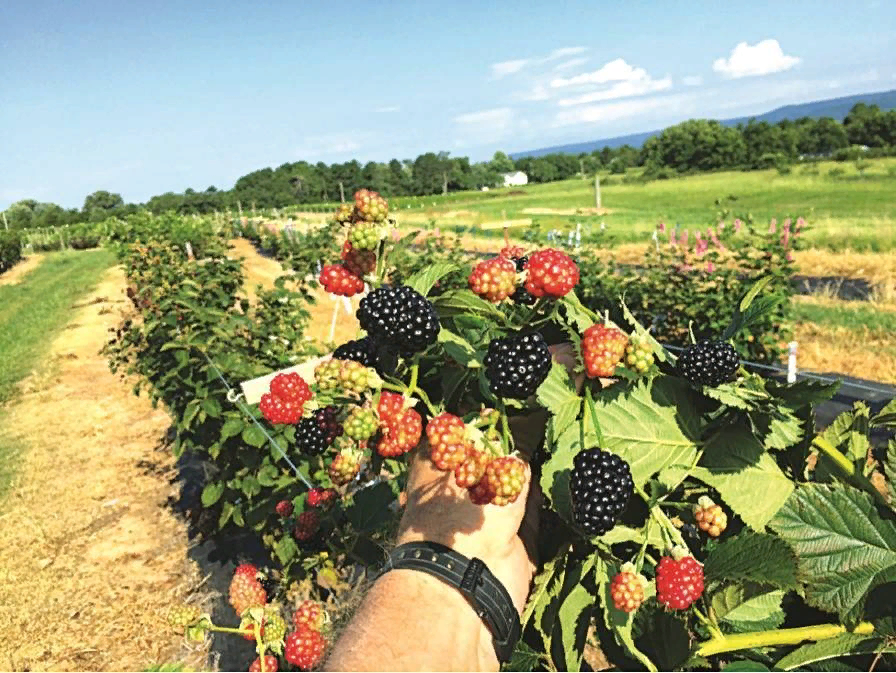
[[275, 500, 294, 518], [293, 599, 327, 631], [307, 487, 337, 508], [483, 456, 527, 506], [249, 655, 279, 672], [357, 285, 440, 356], [678, 339, 739, 387], [426, 413, 470, 471], [285, 626, 327, 670], [582, 324, 629, 378], [319, 263, 364, 297], [524, 248, 579, 298], [469, 256, 517, 302], [569, 448, 633, 536], [610, 564, 647, 613], [293, 511, 320, 542], [656, 550, 704, 610], [484, 332, 552, 399], [454, 447, 490, 488], [341, 240, 377, 276]]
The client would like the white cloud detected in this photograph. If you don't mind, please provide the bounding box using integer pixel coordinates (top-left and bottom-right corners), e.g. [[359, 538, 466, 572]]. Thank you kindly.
[[558, 76, 672, 106], [545, 46, 588, 60], [455, 107, 513, 128], [552, 95, 693, 127], [296, 134, 361, 157], [375, 105, 400, 113], [551, 58, 647, 88], [491, 59, 529, 78], [522, 83, 551, 101], [554, 57, 588, 71], [683, 75, 703, 86], [712, 39, 800, 78]]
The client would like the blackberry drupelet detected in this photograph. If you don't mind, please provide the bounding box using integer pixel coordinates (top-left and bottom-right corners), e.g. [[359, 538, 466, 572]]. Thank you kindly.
[[297, 407, 342, 455], [569, 448, 634, 536], [333, 336, 377, 368], [483, 332, 552, 399], [356, 285, 440, 356], [513, 255, 529, 272], [260, 577, 279, 602], [678, 339, 740, 387]]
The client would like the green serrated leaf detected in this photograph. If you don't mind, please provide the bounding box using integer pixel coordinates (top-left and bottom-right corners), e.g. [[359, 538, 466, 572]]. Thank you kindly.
[[760, 407, 804, 450], [695, 423, 794, 530], [201, 482, 224, 506], [438, 329, 481, 368], [274, 534, 299, 565], [559, 292, 595, 332], [504, 641, 542, 672], [256, 464, 278, 487], [775, 633, 888, 671], [720, 589, 786, 631], [405, 262, 458, 297], [242, 424, 266, 448], [557, 561, 596, 672], [704, 532, 799, 588], [536, 361, 581, 440], [872, 398, 896, 429], [201, 397, 221, 418], [767, 379, 841, 407], [220, 417, 244, 441], [722, 662, 771, 672], [433, 289, 505, 320], [592, 376, 701, 488], [769, 483, 896, 624], [540, 422, 588, 522], [885, 439, 896, 504], [521, 555, 563, 638]]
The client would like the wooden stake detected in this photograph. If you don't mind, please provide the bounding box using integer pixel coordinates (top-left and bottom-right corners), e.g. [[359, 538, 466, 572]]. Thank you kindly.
[[595, 173, 602, 210], [339, 181, 345, 203], [2, 212, 8, 230]]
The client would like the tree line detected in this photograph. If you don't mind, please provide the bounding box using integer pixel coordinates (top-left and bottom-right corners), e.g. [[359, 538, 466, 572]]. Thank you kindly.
[[4, 102, 896, 229]]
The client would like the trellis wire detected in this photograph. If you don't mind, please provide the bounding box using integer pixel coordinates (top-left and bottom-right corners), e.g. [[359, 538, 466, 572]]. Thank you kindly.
[[198, 350, 314, 489]]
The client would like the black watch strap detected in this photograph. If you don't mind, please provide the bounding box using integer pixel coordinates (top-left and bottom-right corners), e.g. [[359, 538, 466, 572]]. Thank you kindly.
[[375, 541, 521, 662]]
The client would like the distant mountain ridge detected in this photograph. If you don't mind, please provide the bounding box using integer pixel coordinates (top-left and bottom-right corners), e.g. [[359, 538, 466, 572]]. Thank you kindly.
[[511, 89, 896, 159]]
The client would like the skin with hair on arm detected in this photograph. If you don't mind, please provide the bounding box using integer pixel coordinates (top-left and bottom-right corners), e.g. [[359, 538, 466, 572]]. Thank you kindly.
[[324, 344, 581, 672]]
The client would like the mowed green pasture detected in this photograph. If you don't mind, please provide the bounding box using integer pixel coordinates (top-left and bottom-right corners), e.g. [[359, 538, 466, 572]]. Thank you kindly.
[[0, 249, 115, 495], [303, 158, 896, 251]]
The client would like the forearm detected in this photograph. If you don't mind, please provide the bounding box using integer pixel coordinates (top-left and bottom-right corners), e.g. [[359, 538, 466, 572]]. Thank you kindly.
[[324, 569, 499, 672]]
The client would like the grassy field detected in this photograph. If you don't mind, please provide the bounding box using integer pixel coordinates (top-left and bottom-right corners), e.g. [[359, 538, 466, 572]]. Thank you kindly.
[[294, 158, 896, 252], [0, 249, 115, 494]]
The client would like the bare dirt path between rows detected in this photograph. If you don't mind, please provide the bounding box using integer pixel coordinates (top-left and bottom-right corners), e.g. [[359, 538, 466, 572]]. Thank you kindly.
[[0, 254, 45, 287], [0, 266, 209, 672]]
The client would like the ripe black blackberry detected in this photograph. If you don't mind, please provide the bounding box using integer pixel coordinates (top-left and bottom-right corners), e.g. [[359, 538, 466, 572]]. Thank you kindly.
[[260, 576, 279, 602], [333, 336, 377, 368], [569, 448, 633, 536], [510, 286, 536, 305], [297, 407, 342, 455], [678, 339, 740, 387], [357, 285, 440, 356], [483, 332, 551, 399]]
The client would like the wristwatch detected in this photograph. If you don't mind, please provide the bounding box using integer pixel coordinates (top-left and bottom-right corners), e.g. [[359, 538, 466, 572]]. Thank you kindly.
[[374, 541, 522, 662]]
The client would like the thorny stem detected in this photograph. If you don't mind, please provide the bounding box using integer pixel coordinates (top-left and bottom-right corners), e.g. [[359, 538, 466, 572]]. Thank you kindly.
[[696, 622, 875, 657], [812, 436, 890, 508], [634, 519, 652, 573], [498, 400, 514, 454]]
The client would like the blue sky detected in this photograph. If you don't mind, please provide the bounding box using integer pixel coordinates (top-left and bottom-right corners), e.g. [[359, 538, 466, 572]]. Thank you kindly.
[[2, 0, 894, 209]]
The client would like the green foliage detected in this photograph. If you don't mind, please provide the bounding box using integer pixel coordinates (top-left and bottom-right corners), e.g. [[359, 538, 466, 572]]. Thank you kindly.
[[0, 230, 22, 273]]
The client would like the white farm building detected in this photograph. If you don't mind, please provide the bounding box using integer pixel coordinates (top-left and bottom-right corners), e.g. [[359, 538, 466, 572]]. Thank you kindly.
[[502, 171, 528, 187]]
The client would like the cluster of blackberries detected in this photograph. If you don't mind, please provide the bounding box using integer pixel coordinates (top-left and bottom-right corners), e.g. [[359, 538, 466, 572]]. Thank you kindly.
[[484, 332, 552, 399], [357, 285, 440, 356], [297, 406, 342, 455], [569, 448, 634, 536], [678, 340, 740, 387]]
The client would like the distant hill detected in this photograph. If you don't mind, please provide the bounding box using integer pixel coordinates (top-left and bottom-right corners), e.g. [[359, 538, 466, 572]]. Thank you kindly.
[[511, 89, 896, 158]]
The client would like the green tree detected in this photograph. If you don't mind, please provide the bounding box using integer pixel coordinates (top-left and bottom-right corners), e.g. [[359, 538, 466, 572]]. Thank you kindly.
[[489, 151, 515, 174], [83, 190, 124, 216]]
